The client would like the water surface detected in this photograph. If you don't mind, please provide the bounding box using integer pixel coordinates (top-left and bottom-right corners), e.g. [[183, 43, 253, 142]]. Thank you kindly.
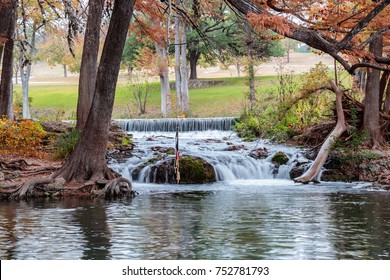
[[1, 181, 389, 260]]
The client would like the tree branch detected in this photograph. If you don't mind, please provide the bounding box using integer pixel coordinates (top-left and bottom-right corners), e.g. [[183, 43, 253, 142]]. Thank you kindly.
[[337, 0, 390, 50]]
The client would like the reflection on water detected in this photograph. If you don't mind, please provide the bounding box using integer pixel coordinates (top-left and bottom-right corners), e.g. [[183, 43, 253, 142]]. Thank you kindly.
[[1, 180, 389, 260]]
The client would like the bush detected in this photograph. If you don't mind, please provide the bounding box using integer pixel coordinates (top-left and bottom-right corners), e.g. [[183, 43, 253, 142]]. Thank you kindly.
[[0, 118, 47, 157], [51, 128, 80, 160]]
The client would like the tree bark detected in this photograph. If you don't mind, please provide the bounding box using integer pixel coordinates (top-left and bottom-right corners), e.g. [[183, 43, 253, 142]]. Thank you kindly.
[[76, 0, 105, 131], [63, 64, 67, 78], [56, 0, 136, 183], [294, 80, 347, 184], [155, 43, 172, 116], [174, 4, 189, 113], [180, 21, 189, 112], [174, 16, 182, 111], [245, 22, 256, 109], [383, 76, 390, 114], [363, 36, 385, 148], [0, 0, 16, 119], [189, 49, 200, 80]]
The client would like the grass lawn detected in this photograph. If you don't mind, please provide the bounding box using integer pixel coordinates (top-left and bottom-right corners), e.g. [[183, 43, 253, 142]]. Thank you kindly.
[[14, 76, 281, 120]]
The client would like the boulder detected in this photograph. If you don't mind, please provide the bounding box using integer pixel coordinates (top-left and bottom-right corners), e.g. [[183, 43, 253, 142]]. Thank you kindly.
[[138, 155, 216, 184], [271, 152, 289, 166]]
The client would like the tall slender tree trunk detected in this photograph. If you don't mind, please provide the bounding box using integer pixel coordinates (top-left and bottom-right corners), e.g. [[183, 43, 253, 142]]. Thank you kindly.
[[174, 7, 189, 113], [0, 0, 16, 119], [56, 0, 136, 183], [245, 22, 256, 110], [76, 0, 105, 131], [18, 27, 38, 120], [155, 43, 172, 116], [174, 16, 182, 111], [180, 22, 189, 112], [363, 36, 385, 148]]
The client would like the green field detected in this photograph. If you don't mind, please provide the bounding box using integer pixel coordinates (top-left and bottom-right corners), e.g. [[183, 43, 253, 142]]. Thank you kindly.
[[14, 76, 280, 120]]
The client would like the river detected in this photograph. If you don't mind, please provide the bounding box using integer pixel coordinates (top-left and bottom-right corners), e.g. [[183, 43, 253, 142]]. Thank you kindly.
[[0, 122, 389, 260]]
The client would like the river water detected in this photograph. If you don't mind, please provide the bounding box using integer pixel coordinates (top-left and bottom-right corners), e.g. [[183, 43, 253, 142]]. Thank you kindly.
[[1, 126, 390, 260]]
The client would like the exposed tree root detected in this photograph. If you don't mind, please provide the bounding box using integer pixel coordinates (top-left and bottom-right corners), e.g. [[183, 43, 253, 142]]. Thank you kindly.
[[10, 176, 55, 199], [294, 80, 348, 184], [98, 177, 137, 199]]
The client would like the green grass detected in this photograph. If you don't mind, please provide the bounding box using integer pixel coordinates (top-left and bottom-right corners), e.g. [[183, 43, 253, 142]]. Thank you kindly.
[[14, 76, 282, 120]]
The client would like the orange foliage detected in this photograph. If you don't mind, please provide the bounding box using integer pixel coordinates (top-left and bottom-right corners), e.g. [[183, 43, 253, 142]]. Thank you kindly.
[[0, 118, 47, 157]]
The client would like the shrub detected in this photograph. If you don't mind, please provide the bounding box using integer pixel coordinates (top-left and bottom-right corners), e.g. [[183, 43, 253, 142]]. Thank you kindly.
[[51, 128, 80, 160], [0, 118, 47, 157]]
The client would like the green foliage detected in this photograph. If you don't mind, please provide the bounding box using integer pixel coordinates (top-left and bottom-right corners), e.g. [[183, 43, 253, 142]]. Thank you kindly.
[[13, 91, 33, 119], [235, 62, 334, 142], [127, 74, 151, 115], [51, 128, 80, 160], [0, 118, 47, 157]]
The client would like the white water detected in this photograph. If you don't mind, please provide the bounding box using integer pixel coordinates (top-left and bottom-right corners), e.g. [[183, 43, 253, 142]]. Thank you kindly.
[[110, 130, 309, 183]]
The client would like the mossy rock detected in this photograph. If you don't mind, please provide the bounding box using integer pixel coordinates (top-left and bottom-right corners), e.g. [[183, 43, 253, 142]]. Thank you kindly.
[[271, 152, 289, 166], [142, 155, 216, 184]]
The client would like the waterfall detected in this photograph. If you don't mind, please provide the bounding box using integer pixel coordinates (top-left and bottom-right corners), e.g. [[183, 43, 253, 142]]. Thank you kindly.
[[114, 117, 237, 132], [109, 130, 308, 184]]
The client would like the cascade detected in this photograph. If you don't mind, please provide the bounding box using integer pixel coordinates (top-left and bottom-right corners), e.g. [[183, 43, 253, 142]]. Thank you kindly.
[[110, 130, 308, 183], [114, 117, 237, 132]]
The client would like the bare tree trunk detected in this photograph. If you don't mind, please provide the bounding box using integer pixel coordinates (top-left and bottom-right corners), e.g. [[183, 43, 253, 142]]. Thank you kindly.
[[363, 36, 385, 148], [76, 0, 105, 131], [63, 64, 67, 78], [18, 27, 38, 120], [174, 16, 182, 111], [294, 80, 347, 184], [155, 43, 172, 116], [180, 22, 189, 112], [56, 0, 136, 183], [0, 0, 16, 119], [189, 49, 200, 80], [245, 22, 256, 110]]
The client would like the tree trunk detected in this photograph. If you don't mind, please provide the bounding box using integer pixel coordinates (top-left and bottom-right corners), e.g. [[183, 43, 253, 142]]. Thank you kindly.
[[180, 21, 189, 112], [76, 0, 105, 131], [294, 80, 347, 184], [383, 77, 390, 114], [363, 36, 385, 148], [189, 50, 200, 80], [63, 64, 67, 78], [0, 0, 16, 119], [380, 72, 389, 111], [155, 43, 172, 117], [56, 0, 136, 183], [245, 22, 256, 110], [19, 27, 38, 120], [174, 16, 182, 111]]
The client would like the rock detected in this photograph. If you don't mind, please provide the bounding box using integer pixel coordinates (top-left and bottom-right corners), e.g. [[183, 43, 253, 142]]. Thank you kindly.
[[0, 172, 4, 181], [140, 155, 216, 184], [225, 145, 246, 151], [289, 161, 310, 179], [249, 148, 269, 159], [271, 152, 289, 166]]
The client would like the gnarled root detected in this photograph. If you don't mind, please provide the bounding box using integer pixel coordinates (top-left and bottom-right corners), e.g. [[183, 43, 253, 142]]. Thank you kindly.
[[10, 176, 55, 200], [99, 177, 137, 199]]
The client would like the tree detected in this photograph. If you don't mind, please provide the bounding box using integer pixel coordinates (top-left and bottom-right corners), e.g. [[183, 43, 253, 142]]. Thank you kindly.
[[174, 0, 189, 114], [55, 0, 136, 184], [225, 0, 390, 147], [76, 0, 105, 131], [0, 0, 17, 119]]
